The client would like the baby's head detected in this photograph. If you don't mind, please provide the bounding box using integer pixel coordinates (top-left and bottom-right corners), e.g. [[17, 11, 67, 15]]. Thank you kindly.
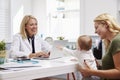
[[77, 35, 92, 51]]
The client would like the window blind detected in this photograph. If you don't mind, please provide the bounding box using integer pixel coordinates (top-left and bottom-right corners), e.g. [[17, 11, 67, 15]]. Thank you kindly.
[[0, 0, 10, 42]]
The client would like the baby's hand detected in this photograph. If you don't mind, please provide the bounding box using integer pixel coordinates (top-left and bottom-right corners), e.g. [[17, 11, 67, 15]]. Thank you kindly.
[[56, 45, 63, 50], [70, 59, 78, 61]]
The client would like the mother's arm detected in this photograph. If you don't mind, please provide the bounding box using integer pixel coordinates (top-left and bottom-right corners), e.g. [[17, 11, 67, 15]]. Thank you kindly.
[[78, 52, 120, 79]]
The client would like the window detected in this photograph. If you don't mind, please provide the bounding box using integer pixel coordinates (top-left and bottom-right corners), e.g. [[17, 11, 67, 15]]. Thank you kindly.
[[49, 10, 80, 41], [0, 0, 11, 42], [47, 0, 80, 41]]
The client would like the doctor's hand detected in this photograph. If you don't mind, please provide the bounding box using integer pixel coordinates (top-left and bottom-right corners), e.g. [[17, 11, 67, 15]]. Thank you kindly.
[[29, 51, 50, 58], [38, 51, 50, 58]]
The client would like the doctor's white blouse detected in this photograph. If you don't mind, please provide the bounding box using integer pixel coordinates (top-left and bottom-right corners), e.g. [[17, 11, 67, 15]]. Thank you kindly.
[[10, 33, 52, 58]]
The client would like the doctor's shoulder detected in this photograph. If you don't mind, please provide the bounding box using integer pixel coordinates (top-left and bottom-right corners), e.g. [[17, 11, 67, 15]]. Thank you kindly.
[[12, 33, 22, 39], [14, 33, 25, 39], [13, 33, 26, 38]]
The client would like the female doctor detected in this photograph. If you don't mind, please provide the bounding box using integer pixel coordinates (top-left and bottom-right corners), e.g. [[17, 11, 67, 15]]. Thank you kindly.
[[10, 15, 52, 58]]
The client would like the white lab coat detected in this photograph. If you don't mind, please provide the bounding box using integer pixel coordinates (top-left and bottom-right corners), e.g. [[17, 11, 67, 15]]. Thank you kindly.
[[10, 33, 52, 58]]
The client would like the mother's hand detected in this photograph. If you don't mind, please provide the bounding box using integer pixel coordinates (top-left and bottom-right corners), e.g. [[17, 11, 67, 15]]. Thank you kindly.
[[77, 60, 92, 78]]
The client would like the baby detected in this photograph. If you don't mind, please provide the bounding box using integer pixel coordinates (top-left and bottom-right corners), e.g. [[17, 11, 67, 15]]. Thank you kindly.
[[58, 35, 100, 80]]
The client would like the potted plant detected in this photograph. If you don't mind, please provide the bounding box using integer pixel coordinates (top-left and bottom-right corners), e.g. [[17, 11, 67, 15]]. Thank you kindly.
[[0, 40, 6, 64], [57, 36, 64, 40]]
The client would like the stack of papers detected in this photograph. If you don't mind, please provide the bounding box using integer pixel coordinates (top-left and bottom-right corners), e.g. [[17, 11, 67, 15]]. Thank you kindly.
[[0, 60, 41, 71]]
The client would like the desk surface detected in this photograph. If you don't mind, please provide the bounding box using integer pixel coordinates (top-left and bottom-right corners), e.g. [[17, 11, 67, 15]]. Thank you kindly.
[[0, 56, 78, 80]]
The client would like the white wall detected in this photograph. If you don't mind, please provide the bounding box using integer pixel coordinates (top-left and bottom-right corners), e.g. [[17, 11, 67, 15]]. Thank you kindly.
[[65, 0, 80, 10], [117, 0, 120, 23], [10, 0, 119, 40], [10, 0, 49, 39], [32, 0, 48, 38], [11, 0, 32, 36], [47, 0, 80, 41], [32, 0, 80, 40], [80, 0, 118, 35]]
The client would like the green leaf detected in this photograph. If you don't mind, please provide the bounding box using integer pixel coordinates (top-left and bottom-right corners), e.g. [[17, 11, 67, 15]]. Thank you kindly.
[[0, 40, 6, 51]]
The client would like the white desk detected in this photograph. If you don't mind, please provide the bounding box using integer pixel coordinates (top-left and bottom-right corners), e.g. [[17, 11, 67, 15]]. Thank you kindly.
[[0, 56, 78, 80]]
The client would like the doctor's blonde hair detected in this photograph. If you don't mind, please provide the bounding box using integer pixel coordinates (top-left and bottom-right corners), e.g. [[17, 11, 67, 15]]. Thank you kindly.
[[94, 13, 120, 50], [20, 15, 38, 39]]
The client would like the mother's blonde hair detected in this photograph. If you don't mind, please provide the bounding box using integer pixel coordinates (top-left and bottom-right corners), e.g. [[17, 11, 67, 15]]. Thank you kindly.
[[20, 15, 37, 39], [94, 13, 120, 50]]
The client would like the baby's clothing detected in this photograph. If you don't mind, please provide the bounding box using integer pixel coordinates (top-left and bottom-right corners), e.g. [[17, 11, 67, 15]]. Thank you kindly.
[[62, 47, 100, 80]]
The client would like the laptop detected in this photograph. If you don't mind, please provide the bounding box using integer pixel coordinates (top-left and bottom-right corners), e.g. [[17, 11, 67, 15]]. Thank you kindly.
[[34, 46, 64, 60], [34, 40, 68, 60]]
